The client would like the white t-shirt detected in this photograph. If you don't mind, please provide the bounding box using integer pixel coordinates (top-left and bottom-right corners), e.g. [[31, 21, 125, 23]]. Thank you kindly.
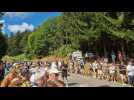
[[30, 71, 45, 84], [30, 74, 36, 83], [85, 53, 88, 57], [51, 62, 58, 69], [109, 66, 115, 74], [92, 62, 98, 69], [104, 58, 108, 63], [127, 65, 134, 76], [58, 61, 62, 67]]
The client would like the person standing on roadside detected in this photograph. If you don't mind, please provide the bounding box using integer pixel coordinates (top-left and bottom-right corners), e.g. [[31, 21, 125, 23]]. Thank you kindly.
[[118, 51, 123, 64], [61, 61, 68, 87], [126, 60, 134, 86], [119, 62, 127, 85], [111, 51, 116, 64]]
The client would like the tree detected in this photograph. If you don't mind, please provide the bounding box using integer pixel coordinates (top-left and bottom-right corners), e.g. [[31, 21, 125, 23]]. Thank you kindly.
[[101, 12, 134, 59], [7, 31, 30, 56], [6, 12, 134, 60], [62, 12, 101, 52], [0, 12, 8, 59], [26, 16, 64, 58]]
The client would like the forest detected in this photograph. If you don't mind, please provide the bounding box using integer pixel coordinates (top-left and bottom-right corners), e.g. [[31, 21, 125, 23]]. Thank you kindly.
[[0, 12, 134, 61]]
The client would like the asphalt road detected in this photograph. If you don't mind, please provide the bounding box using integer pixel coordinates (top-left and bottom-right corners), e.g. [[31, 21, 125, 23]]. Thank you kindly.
[[63, 74, 131, 87]]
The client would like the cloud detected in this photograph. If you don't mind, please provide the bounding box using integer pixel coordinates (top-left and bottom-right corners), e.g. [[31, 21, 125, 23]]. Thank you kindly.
[[7, 22, 34, 33], [5, 12, 34, 19], [0, 20, 5, 24]]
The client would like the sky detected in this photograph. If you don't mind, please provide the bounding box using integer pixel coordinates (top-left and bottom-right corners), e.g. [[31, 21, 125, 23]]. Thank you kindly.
[[1, 12, 61, 35]]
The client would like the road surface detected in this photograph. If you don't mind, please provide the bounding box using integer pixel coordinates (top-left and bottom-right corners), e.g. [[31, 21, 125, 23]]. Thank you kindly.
[[62, 74, 131, 87]]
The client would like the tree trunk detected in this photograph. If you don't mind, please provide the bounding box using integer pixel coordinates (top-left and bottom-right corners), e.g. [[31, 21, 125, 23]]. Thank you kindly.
[[101, 32, 107, 58], [102, 37, 107, 58], [103, 43, 107, 58], [96, 42, 100, 56], [121, 41, 126, 61]]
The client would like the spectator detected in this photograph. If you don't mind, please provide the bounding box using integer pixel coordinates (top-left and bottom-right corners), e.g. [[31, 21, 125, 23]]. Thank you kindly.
[[51, 62, 58, 69], [101, 60, 109, 80], [19, 67, 31, 87], [47, 68, 65, 87], [109, 63, 116, 82], [1, 68, 17, 87], [30, 71, 46, 87], [29, 63, 39, 75], [126, 61, 134, 86], [61, 61, 68, 87], [118, 51, 123, 64], [97, 60, 103, 79], [8, 77, 22, 87], [47, 68, 61, 81], [111, 51, 116, 64], [4, 65, 10, 77], [91, 60, 98, 78], [58, 60, 62, 71], [119, 62, 127, 85], [80, 58, 84, 74], [69, 60, 74, 73], [21, 76, 31, 87]]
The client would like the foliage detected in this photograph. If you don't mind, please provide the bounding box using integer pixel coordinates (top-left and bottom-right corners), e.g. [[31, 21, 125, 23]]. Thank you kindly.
[[6, 12, 134, 60], [0, 12, 8, 59], [53, 45, 76, 57]]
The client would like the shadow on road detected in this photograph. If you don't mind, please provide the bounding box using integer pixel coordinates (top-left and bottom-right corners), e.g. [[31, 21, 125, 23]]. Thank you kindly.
[[68, 83, 78, 86], [98, 85, 110, 87]]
